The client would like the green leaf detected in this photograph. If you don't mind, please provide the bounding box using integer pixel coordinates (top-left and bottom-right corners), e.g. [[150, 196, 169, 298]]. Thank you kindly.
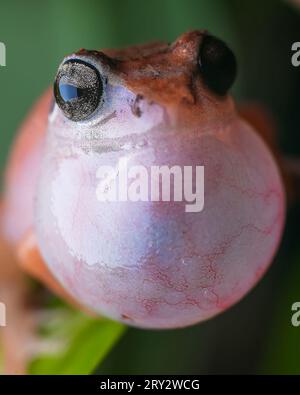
[[29, 308, 126, 375], [260, 252, 300, 374]]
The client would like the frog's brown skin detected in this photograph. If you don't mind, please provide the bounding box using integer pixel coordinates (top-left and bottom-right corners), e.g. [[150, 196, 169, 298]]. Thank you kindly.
[[77, 30, 234, 128], [0, 30, 285, 373]]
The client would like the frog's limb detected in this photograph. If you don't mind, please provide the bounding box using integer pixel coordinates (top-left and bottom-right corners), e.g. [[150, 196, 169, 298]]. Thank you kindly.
[[0, 91, 51, 374], [0, 221, 36, 374], [239, 103, 294, 202], [0, 227, 94, 374], [17, 230, 95, 315], [0, 235, 68, 374]]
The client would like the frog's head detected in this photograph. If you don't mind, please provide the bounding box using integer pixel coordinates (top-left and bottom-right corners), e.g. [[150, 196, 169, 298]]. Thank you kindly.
[[50, 30, 237, 143]]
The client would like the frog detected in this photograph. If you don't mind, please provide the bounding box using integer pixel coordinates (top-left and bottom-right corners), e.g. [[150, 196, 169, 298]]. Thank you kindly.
[[0, 30, 285, 373]]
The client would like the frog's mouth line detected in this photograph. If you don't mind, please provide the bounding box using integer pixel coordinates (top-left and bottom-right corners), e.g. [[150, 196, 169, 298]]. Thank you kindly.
[[93, 110, 117, 127]]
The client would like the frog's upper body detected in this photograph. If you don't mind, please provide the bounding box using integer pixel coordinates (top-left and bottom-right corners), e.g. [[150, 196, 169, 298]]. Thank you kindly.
[[2, 30, 236, 245], [0, 29, 284, 355]]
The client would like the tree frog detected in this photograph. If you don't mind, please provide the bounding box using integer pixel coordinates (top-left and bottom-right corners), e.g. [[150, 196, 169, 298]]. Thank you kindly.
[[0, 31, 285, 373]]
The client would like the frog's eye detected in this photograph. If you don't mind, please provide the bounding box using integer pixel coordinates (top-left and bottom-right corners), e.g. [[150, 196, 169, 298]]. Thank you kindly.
[[54, 59, 103, 122], [198, 35, 237, 96]]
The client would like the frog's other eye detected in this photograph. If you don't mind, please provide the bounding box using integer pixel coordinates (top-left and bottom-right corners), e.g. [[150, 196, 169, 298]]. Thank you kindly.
[[54, 59, 103, 122], [198, 34, 237, 96]]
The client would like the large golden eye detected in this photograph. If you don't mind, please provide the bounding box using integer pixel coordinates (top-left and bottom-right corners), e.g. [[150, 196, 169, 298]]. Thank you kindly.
[[54, 59, 103, 121], [198, 34, 237, 96]]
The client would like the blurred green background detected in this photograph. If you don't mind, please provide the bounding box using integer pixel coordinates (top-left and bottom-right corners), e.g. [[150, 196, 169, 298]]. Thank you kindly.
[[1, 0, 300, 374]]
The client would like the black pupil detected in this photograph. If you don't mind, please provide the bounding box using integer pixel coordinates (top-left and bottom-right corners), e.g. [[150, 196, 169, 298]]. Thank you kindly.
[[59, 84, 84, 101], [54, 59, 102, 122]]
